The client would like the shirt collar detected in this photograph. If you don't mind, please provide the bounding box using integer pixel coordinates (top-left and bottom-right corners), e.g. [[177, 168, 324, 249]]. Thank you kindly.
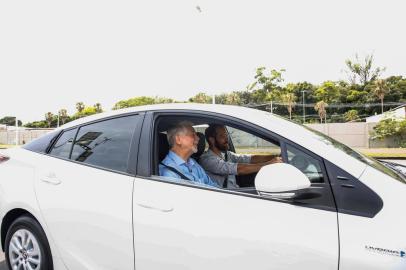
[[168, 151, 195, 166]]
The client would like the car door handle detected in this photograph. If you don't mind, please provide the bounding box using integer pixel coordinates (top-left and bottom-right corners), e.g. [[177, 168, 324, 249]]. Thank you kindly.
[[40, 173, 62, 185], [136, 203, 173, 213]]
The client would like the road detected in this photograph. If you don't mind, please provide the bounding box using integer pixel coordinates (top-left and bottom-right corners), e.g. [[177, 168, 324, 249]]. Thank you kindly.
[[0, 252, 6, 270]]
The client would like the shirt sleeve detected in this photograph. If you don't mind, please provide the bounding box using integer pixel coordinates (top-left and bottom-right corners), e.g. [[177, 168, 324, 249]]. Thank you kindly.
[[228, 151, 251, 164], [195, 163, 220, 188], [199, 154, 238, 175]]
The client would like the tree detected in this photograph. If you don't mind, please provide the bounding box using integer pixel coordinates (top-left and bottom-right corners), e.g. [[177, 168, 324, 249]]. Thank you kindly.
[[189, 92, 212, 104], [94, 103, 103, 113], [280, 92, 296, 120], [250, 67, 285, 103], [314, 81, 340, 103], [45, 112, 54, 128], [76, 102, 85, 113], [58, 109, 69, 125], [224, 92, 242, 105], [344, 109, 360, 122], [113, 96, 161, 110], [0, 116, 22, 126], [74, 107, 97, 119], [373, 79, 390, 114], [314, 101, 328, 123], [345, 54, 385, 86]]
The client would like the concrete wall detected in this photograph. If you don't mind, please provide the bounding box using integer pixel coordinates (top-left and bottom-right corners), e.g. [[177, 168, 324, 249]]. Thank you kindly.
[[0, 123, 400, 148], [0, 129, 53, 145], [305, 122, 375, 148]]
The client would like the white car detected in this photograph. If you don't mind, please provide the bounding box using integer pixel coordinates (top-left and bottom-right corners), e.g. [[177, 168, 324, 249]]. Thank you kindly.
[[0, 103, 405, 270]]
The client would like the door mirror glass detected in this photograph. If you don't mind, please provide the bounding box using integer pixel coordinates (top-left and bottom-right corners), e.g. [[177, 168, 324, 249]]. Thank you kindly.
[[255, 163, 311, 196]]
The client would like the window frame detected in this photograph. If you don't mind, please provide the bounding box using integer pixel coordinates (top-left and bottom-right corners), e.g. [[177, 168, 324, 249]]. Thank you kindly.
[[46, 112, 144, 176], [136, 109, 338, 213]]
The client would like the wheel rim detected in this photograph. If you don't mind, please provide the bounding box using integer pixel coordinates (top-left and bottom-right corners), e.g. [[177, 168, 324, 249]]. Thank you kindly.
[[8, 229, 41, 270]]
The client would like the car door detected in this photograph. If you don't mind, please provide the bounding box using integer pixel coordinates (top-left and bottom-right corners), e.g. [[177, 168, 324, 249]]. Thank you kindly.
[[34, 114, 142, 270], [132, 111, 339, 270]]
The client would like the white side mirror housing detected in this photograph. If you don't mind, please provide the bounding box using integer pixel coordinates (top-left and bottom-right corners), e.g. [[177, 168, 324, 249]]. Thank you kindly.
[[255, 163, 311, 194]]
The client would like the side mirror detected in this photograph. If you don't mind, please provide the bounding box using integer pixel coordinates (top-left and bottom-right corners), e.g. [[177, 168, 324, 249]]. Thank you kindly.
[[255, 163, 312, 199]]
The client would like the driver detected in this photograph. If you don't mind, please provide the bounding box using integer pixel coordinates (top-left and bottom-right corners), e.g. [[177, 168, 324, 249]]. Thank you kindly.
[[198, 124, 282, 188]]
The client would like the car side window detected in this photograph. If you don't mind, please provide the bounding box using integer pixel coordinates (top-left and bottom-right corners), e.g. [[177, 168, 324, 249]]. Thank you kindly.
[[23, 130, 60, 154], [70, 115, 139, 173], [227, 127, 281, 156], [286, 144, 324, 183], [49, 129, 77, 159]]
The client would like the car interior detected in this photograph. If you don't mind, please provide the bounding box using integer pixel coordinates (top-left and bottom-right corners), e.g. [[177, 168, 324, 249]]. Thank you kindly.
[[152, 115, 283, 192]]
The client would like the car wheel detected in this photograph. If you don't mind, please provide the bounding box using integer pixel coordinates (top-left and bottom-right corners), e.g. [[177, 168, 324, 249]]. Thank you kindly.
[[5, 215, 53, 270]]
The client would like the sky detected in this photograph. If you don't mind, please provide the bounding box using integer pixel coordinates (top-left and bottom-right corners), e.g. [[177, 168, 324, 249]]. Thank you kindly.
[[0, 0, 405, 123]]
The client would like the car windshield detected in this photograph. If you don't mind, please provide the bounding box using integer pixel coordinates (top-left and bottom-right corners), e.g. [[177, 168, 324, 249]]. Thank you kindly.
[[300, 125, 406, 184]]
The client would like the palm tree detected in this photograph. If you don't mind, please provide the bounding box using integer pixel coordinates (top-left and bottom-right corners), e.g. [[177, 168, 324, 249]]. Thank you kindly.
[[94, 103, 103, 113], [373, 79, 389, 114], [314, 101, 328, 123], [281, 93, 296, 120], [45, 112, 54, 128], [76, 102, 85, 113], [58, 109, 68, 125]]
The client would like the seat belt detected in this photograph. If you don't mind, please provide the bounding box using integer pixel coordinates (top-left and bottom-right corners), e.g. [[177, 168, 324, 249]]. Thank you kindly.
[[160, 162, 192, 181], [223, 151, 229, 188]]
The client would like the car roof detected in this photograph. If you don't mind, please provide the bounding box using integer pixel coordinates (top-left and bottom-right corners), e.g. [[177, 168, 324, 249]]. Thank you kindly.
[[58, 103, 367, 178]]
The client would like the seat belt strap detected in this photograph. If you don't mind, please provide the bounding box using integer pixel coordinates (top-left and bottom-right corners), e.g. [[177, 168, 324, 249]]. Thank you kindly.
[[223, 151, 229, 188], [160, 162, 192, 181]]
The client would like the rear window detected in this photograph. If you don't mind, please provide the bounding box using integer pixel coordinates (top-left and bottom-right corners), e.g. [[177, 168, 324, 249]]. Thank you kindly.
[[70, 115, 139, 173], [22, 131, 60, 154]]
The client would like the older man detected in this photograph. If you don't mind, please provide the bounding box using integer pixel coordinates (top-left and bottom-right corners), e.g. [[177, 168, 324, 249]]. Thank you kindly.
[[199, 124, 282, 188], [159, 121, 219, 188]]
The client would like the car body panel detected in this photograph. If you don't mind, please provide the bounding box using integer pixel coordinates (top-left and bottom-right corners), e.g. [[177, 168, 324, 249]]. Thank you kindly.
[[133, 177, 339, 270], [32, 152, 134, 270], [339, 166, 406, 269]]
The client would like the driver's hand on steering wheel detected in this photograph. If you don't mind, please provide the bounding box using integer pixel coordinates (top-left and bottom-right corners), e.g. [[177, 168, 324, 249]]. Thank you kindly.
[[269, 156, 283, 164]]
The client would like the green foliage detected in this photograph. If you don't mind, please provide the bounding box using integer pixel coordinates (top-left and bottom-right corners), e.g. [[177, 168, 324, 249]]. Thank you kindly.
[[345, 54, 385, 86], [24, 121, 48, 128], [314, 81, 340, 103], [372, 118, 406, 146], [251, 67, 285, 101], [73, 106, 98, 119], [0, 116, 22, 126], [344, 109, 360, 122], [113, 96, 173, 110], [189, 92, 212, 104]]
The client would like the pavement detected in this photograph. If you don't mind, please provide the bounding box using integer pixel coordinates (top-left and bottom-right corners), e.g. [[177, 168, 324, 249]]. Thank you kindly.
[[0, 252, 7, 270]]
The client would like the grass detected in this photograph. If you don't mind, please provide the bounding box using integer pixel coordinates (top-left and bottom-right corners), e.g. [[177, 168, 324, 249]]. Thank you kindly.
[[356, 148, 406, 159], [0, 144, 15, 149]]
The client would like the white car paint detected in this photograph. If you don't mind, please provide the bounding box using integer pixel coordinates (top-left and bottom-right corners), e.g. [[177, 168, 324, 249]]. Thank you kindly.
[[133, 176, 338, 270], [0, 104, 404, 269]]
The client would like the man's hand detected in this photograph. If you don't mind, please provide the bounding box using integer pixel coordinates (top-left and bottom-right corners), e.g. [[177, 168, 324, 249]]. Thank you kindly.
[[268, 156, 283, 164]]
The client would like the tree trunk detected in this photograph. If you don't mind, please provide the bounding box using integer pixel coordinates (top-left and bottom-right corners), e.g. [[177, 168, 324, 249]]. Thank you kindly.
[[381, 98, 384, 114]]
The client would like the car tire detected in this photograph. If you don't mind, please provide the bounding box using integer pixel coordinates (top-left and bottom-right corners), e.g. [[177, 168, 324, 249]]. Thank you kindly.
[[5, 215, 53, 270]]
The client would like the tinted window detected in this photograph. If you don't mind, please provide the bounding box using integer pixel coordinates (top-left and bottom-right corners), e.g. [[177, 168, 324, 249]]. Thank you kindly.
[[70, 115, 139, 172], [22, 131, 60, 153], [49, 129, 78, 159], [286, 144, 325, 183]]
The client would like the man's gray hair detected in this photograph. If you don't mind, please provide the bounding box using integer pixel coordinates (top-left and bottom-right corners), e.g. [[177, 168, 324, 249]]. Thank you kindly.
[[167, 121, 194, 148]]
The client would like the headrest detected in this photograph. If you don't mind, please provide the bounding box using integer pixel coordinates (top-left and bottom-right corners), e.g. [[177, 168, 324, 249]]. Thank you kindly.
[[158, 132, 169, 162], [192, 132, 206, 160]]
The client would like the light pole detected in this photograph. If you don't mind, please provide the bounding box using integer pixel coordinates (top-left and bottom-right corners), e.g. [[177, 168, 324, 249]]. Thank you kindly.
[[15, 117, 18, 146], [301, 90, 307, 123]]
